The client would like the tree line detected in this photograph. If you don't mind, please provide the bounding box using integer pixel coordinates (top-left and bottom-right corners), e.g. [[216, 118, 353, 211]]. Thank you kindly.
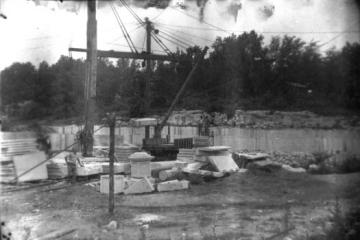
[[1, 31, 359, 121]]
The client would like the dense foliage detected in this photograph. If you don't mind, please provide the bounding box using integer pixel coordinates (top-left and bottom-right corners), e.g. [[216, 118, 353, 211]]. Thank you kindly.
[[1, 32, 359, 120]]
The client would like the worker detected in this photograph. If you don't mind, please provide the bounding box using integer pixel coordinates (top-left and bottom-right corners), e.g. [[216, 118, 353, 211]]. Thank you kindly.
[[65, 152, 81, 183]]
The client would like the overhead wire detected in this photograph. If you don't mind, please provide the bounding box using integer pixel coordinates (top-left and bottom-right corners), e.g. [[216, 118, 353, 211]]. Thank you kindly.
[[158, 27, 199, 46], [156, 24, 214, 43], [119, 0, 144, 25], [156, 22, 360, 35], [169, 6, 229, 33], [317, 21, 360, 48], [158, 30, 193, 48], [157, 34, 189, 50], [151, 33, 173, 55], [110, 3, 138, 53]]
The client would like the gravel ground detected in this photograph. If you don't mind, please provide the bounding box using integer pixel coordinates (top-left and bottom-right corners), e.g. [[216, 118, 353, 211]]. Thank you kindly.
[[1, 171, 360, 240]]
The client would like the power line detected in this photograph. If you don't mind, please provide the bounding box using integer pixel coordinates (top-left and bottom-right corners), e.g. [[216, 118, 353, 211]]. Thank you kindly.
[[170, 6, 229, 33], [159, 30, 193, 48], [157, 34, 189, 50], [118, 0, 144, 25], [157, 24, 214, 43], [151, 33, 173, 55], [317, 20, 360, 48], [110, 3, 138, 53], [155, 22, 360, 34], [159, 28, 199, 46], [151, 8, 167, 21]]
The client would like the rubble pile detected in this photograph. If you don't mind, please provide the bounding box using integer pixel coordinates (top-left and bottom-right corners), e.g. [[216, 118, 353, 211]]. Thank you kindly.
[[165, 110, 360, 129], [83, 146, 244, 195], [269, 152, 316, 169], [233, 151, 309, 173]]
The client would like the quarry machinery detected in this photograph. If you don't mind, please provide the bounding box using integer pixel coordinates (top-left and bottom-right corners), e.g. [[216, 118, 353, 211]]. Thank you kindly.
[[138, 46, 209, 161]]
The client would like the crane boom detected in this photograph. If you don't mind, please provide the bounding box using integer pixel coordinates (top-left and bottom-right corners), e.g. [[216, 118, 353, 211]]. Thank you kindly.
[[154, 46, 209, 139]]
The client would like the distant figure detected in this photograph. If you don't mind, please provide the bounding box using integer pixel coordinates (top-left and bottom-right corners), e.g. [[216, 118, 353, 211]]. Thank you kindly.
[[199, 113, 210, 136], [36, 135, 51, 156], [65, 152, 81, 183]]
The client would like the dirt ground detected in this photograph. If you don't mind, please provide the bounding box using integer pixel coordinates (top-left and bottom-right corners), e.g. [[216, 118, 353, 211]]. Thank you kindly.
[[1, 171, 360, 240]]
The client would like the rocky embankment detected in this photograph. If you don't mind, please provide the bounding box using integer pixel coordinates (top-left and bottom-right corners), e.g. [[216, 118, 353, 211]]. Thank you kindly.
[[167, 110, 360, 129]]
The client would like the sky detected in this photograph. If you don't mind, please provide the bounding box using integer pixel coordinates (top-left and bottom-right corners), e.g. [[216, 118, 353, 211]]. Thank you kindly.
[[0, 0, 359, 70]]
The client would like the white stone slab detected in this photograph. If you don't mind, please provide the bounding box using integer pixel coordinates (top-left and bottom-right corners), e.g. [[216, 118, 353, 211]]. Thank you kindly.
[[13, 151, 48, 182], [124, 177, 154, 195], [208, 155, 239, 172], [100, 175, 125, 194], [157, 180, 189, 192]]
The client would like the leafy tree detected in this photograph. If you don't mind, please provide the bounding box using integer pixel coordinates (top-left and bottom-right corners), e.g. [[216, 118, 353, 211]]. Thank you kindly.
[[342, 43, 360, 110]]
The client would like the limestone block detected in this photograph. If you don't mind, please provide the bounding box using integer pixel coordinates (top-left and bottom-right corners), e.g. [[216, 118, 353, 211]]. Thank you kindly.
[[129, 152, 153, 178], [157, 180, 189, 192], [124, 177, 154, 195], [13, 151, 48, 182], [100, 175, 125, 194], [208, 155, 239, 172]]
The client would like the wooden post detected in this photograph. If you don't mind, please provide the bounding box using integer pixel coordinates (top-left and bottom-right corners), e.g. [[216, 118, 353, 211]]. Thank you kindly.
[[145, 17, 152, 114], [108, 113, 116, 214], [83, 0, 97, 156]]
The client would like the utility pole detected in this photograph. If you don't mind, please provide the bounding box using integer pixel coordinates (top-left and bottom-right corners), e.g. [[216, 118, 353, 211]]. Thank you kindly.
[[70, 13, 175, 145], [145, 17, 152, 115], [108, 113, 116, 214], [83, 0, 97, 156]]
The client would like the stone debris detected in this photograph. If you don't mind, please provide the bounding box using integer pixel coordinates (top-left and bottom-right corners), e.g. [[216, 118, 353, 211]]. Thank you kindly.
[[104, 221, 117, 230], [158, 168, 183, 181], [157, 180, 189, 192], [269, 152, 316, 168], [182, 162, 206, 173], [133, 214, 164, 224], [247, 159, 282, 172], [166, 109, 359, 129], [282, 164, 306, 173]]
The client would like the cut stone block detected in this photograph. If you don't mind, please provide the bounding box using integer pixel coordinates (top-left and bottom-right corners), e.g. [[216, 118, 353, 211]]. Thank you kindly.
[[76, 163, 102, 176], [129, 152, 153, 178], [100, 175, 125, 194], [47, 163, 69, 179], [182, 162, 206, 173], [208, 155, 239, 172], [101, 162, 131, 174], [282, 164, 306, 173], [124, 177, 154, 195], [157, 180, 189, 192], [13, 151, 48, 182], [158, 168, 183, 181]]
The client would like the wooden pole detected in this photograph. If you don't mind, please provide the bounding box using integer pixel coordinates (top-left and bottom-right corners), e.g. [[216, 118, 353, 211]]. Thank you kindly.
[[108, 113, 116, 214], [83, 0, 97, 156], [145, 17, 152, 114]]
